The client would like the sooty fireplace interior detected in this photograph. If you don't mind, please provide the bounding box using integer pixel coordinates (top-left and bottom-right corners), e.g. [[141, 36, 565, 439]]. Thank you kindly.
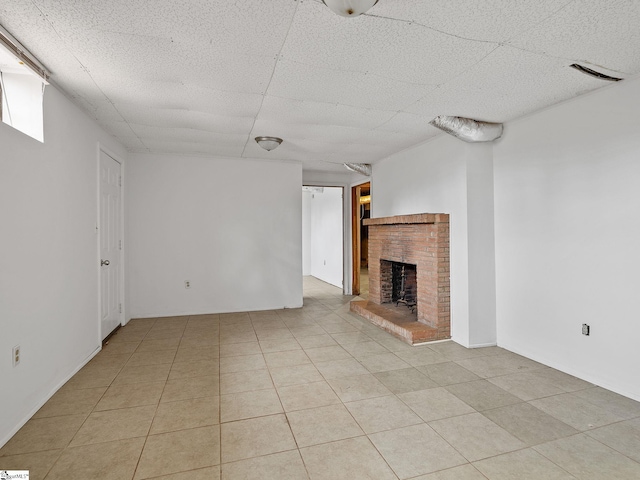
[[381, 260, 417, 312]]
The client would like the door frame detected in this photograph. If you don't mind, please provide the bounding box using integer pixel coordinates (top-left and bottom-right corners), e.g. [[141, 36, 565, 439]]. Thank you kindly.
[[351, 181, 370, 296], [97, 144, 126, 344]]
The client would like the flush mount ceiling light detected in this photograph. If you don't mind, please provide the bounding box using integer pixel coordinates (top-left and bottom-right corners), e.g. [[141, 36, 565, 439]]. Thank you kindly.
[[322, 0, 379, 17], [569, 64, 623, 82], [344, 163, 372, 176], [255, 136, 283, 151], [429, 115, 503, 143]]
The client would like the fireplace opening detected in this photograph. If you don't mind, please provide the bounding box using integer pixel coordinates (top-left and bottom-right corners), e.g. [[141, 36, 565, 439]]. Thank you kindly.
[[381, 260, 417, 313]]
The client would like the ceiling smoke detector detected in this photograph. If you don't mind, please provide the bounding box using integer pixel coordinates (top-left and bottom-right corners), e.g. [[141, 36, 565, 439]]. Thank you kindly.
[[569, 64, 623, 82], [322, 0, 379, 17], [255, 136, 283, 151]]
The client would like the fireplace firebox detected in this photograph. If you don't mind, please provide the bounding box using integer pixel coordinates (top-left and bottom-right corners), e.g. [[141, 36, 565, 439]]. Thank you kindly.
[[351, 213, 450, 345]]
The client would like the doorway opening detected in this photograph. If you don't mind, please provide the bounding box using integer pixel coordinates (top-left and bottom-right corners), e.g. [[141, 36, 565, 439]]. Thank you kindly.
[[302, 185, 344, 293], [351, 182, 370, 296]]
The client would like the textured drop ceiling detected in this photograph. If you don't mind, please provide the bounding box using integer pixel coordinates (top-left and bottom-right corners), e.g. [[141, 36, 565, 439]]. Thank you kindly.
[[1, 0, 639, 172]]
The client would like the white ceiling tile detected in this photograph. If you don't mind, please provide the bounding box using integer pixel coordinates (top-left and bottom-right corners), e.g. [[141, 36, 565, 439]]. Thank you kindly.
[[2, 0, 638, 172], [370, 0, 570, 43], [268, 58, 433, 111]]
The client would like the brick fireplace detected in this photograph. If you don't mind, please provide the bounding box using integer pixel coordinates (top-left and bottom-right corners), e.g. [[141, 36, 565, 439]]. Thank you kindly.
[[351, 213, 450, 345]]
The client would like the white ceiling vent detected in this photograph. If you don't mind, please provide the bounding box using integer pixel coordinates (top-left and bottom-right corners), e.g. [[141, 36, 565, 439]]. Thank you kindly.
[[429, 116, 503, 143], [569, 64, 623, 82]]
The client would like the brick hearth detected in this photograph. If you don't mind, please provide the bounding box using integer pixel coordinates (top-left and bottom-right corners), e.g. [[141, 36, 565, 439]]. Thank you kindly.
[[351, 213, 450, 345]]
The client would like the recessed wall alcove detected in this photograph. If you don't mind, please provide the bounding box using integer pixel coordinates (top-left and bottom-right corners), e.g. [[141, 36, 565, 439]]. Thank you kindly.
[[351, 213, 450, 345]]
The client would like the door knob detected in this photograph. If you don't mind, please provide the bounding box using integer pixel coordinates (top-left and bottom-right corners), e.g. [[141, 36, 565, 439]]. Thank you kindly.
[[101, 259, 110, 266]]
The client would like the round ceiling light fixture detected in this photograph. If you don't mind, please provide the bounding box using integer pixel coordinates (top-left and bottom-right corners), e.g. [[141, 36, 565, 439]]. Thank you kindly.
[[255, 136, 283, 151], [322, 0, 379, 17]]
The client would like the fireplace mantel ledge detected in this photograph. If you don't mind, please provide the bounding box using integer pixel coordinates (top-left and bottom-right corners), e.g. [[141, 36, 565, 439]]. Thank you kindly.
[[363, 213, 449, 226]]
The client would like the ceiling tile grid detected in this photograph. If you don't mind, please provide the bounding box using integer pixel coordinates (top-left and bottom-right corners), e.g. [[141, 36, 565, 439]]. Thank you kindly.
[[1, 0, 638, 171]]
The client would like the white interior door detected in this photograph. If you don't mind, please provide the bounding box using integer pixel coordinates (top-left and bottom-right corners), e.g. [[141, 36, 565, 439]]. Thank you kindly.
[[99, 151, 122, 340]]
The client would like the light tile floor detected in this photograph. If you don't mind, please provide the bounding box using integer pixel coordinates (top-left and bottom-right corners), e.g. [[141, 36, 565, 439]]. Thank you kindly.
[[2, 276, 640, 479]]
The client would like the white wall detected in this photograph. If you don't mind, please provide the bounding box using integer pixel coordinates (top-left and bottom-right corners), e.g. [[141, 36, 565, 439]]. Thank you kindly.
[[305, 187, 344, 288], [302, 190, 312, 275], [0, 86, 126, 446], [373, 136, 497, 347], [494, 76, 640, 401], [127, 154, 303, 317]]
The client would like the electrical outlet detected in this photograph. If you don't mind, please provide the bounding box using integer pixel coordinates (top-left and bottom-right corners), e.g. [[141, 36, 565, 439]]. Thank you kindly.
[[582, 324, 590, 336], [12, 345, 20, 367], [185, 280, 191, 289]]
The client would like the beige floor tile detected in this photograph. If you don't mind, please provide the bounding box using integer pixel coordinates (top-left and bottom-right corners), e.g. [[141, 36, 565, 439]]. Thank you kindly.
[[398, 387, 475, 422], [70, 405, 155, 446], [179, 336, 220, 349], [161, 375, 219, 402], [99, 341, 140, 355], [300, 436, 397, 480], [483, 402, 579, 446], [487, 371, 568, 401], [393, 349, 448, 367], [417, 362, 481, 386], [174, 346, 219, 363], [287, 404, 364, 447], [586, 418, 640, 463], [455, 353, 543, 379], [136, 338, 182, 352], [219, 341, 261, 357], [151, 396, 220, 434], [529, 367, 593, 393], [341, 341, 390, 359], [144, 327, 185, 340], [219, 331, 258, 344], [252, 319, 288, 331], [358, 353, 412, 373], [369, 424, 467, 479], [345, 395, 422, 434], [147, 466, 220, 479], [63, 366, 120, 390], [327, 374, 392, 402], [430, 413, 526, 462], [0, 449, 62, 480], [473, 448, 576, 480], [219, 354, 266, 373], [93, 382, 164, 411], [259, 337, 302, 353], [530, 392, 625, 431], [534, 433, 640, 479], [221, 450, 308, 480], [304, 345, 352, 363], [88, 353, 133, 369], [277, 381, 341, 412], [264, 349, 311, 368], [269, 364, 324, 388], [135, 426, 221, 479], [33, 386, 106, 418], [330, 332, 371, 344], [0, 414, 87, 456], [220, 414, 296, 463], [219, 369, 272, 394], [168, 359, 219, 380], [46, 437, 145, 480], [314, 358, 369, 379], [374, 368, 437, 394], [127, 349, 177, 367], [296, 334, 338, 349], [112, 363, 171, 386], [571, 386, 640, 419], [426, 341, 488, 361], [220, 388, 283, 422], [255, 328, 294, 341], [409, 465, 486, 480], [289, 325, 326, 338], [445, 380, 523, 411]]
